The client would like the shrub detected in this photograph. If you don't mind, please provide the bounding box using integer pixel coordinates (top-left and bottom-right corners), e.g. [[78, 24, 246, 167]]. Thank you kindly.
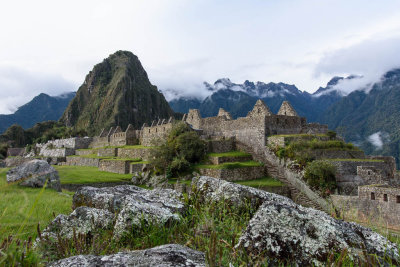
[[151, 122, 206, 176], [326, 130, 337, 140], [304, 160, 337, 195]]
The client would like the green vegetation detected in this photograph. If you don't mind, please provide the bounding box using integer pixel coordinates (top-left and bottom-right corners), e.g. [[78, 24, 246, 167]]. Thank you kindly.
[[195, 161, 263, 170], [59, 50, 174, 135], [327, 158, 384, 162], [208, 151, 251, 158], [54, 166, 132, 184], [0, 168, 73, 241], [304, 160, 337, 196], [0, 143, 8, 160], [151, 122, 206, 177], [272, 138, 359, 167], [235, 176, 284, 188], [130, 161, 149, 165]]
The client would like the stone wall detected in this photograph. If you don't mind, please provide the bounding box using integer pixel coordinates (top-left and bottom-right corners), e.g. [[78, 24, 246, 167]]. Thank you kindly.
[[130, 162, 149, 173], [41, 137, 92, 149], [140, 123, 173, 146], [65, 157, 100, 167], [117, 148, 152, 161], [99, 160, 131, 174], [7, 148, 25, 157], [206, 138, 236, 153], [75, 149, 97, 156], [97, 148, 118, 157], [39, 148, 75, 157], [90, 137, 109, 148], [332, 186, 400, 231], [264, 116, 304, 136], [308, 150, 365, 160], [331, 160, 393, 195], [301, 123, 329, 135], [236, 142, 331, 212], [109, 132, 138, 146], [209, 155, 252, 165], [5, 157, 33, 167], [198, 166, 265, 181]]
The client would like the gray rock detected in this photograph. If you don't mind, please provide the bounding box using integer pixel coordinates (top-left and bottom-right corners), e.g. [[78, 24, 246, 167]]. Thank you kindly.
[[41, 206, 114, 240], [73, 185, 145, 212], [236, 198, 399, 266], [6, 159, 61, 191], [48, 244, 205, 267], [192, 176, 290, 210], [72, 185, 185, 238], [131, 172, 169, 188]]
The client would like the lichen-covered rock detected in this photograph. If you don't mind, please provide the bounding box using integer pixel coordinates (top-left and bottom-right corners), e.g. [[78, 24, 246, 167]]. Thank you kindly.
[[48, 244, 205, 267], [72, 185, 144, 211], [131, 172, 170, 188], [41, 206, 114, 240], [72, 185, 185, 238], [192, 176, 291, 210], [6, 159, 61, 191], [236, 199, 399, 266]]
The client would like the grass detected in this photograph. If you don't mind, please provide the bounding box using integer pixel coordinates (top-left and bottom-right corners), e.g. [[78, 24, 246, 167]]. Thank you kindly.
[[327, 158, 385, 162], [130, 161, 149, 165], [54, 165, 132, 184], [269, 133, 327, 138], [235, 176, 284, 188], [104, 145, 154, 149], [208, 151, 251, 158], [68, 154, 144, 162], [195, 161, 263, 170], [0, 168, 73, 241]]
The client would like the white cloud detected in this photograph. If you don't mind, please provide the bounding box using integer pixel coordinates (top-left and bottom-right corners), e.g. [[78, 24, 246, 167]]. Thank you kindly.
[[1, 0, 400, 111], [0, 65, 76, 114], [367, 131, 390, 150]]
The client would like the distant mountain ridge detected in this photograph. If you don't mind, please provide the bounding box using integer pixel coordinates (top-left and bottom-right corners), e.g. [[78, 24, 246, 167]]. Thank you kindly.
[[0, 92, 76, 133], [169, 77, 345, 121]]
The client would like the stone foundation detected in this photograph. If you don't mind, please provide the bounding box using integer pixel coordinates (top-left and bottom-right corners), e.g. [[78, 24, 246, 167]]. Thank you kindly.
[[198, 166, 265, 181], [99, 160, 132, 174], [117, 148, 152, 161], [130, 162, 149, 173], [97, 148, 118, 157], [65, 157, 100, 167], [75, 149, 97, 156], [209, 155, 252, 165], [206, 139, 236, 153]]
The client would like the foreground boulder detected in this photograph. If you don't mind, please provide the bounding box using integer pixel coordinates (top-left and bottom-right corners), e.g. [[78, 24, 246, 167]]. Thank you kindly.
[[71, 185, 185, 238], [192, 176, 289, 210], [6, 159, 61, 191], [237, 196, 399, 266], [48, 244, 205, 267], [41, 206, 114, 240]]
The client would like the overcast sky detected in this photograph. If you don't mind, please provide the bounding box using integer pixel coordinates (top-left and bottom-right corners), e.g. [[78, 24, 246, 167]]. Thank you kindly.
[[1, 0, 400, 114]]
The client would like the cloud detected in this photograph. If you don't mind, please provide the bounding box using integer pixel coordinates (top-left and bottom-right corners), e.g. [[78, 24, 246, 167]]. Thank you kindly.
[[315, 35, 400, 95], [0, 65, 76, 114], [367, 131, 390, 149]]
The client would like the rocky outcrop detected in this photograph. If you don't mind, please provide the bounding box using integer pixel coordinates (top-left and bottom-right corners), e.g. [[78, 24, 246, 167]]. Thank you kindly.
[[236, 196, 399, 266], [192, 176, 289, 210], [6, 159, 61, 191], [71, 185, 184, 238], [41, 206, 114, 240], [48, 244, 205, 267], [131, 172, 169, 188]]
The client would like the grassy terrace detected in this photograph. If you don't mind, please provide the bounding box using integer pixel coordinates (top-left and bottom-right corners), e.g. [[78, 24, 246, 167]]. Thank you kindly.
[[195, 161, 263, 170], [327, 158, 385, 162], [269, 133, 327, 138], [235, 176, 284, 188], [54, 165, 132, 184], [68, 154, 143, 162], [130, 161, 149, 165], [208, 151, 251, 158], [0, 168, 73, 240]]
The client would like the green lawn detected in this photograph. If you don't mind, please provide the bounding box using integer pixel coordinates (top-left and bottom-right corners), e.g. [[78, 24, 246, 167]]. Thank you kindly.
[[195, 161, 263, 170], [208, 151, 251, 158], [54, 165, 132, 184], [235, 176, 284, 188], [0, 168, 73, 240]]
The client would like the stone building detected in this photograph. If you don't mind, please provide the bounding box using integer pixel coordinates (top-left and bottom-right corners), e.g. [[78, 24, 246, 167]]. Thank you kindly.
[[184, 99, 328, 151]]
